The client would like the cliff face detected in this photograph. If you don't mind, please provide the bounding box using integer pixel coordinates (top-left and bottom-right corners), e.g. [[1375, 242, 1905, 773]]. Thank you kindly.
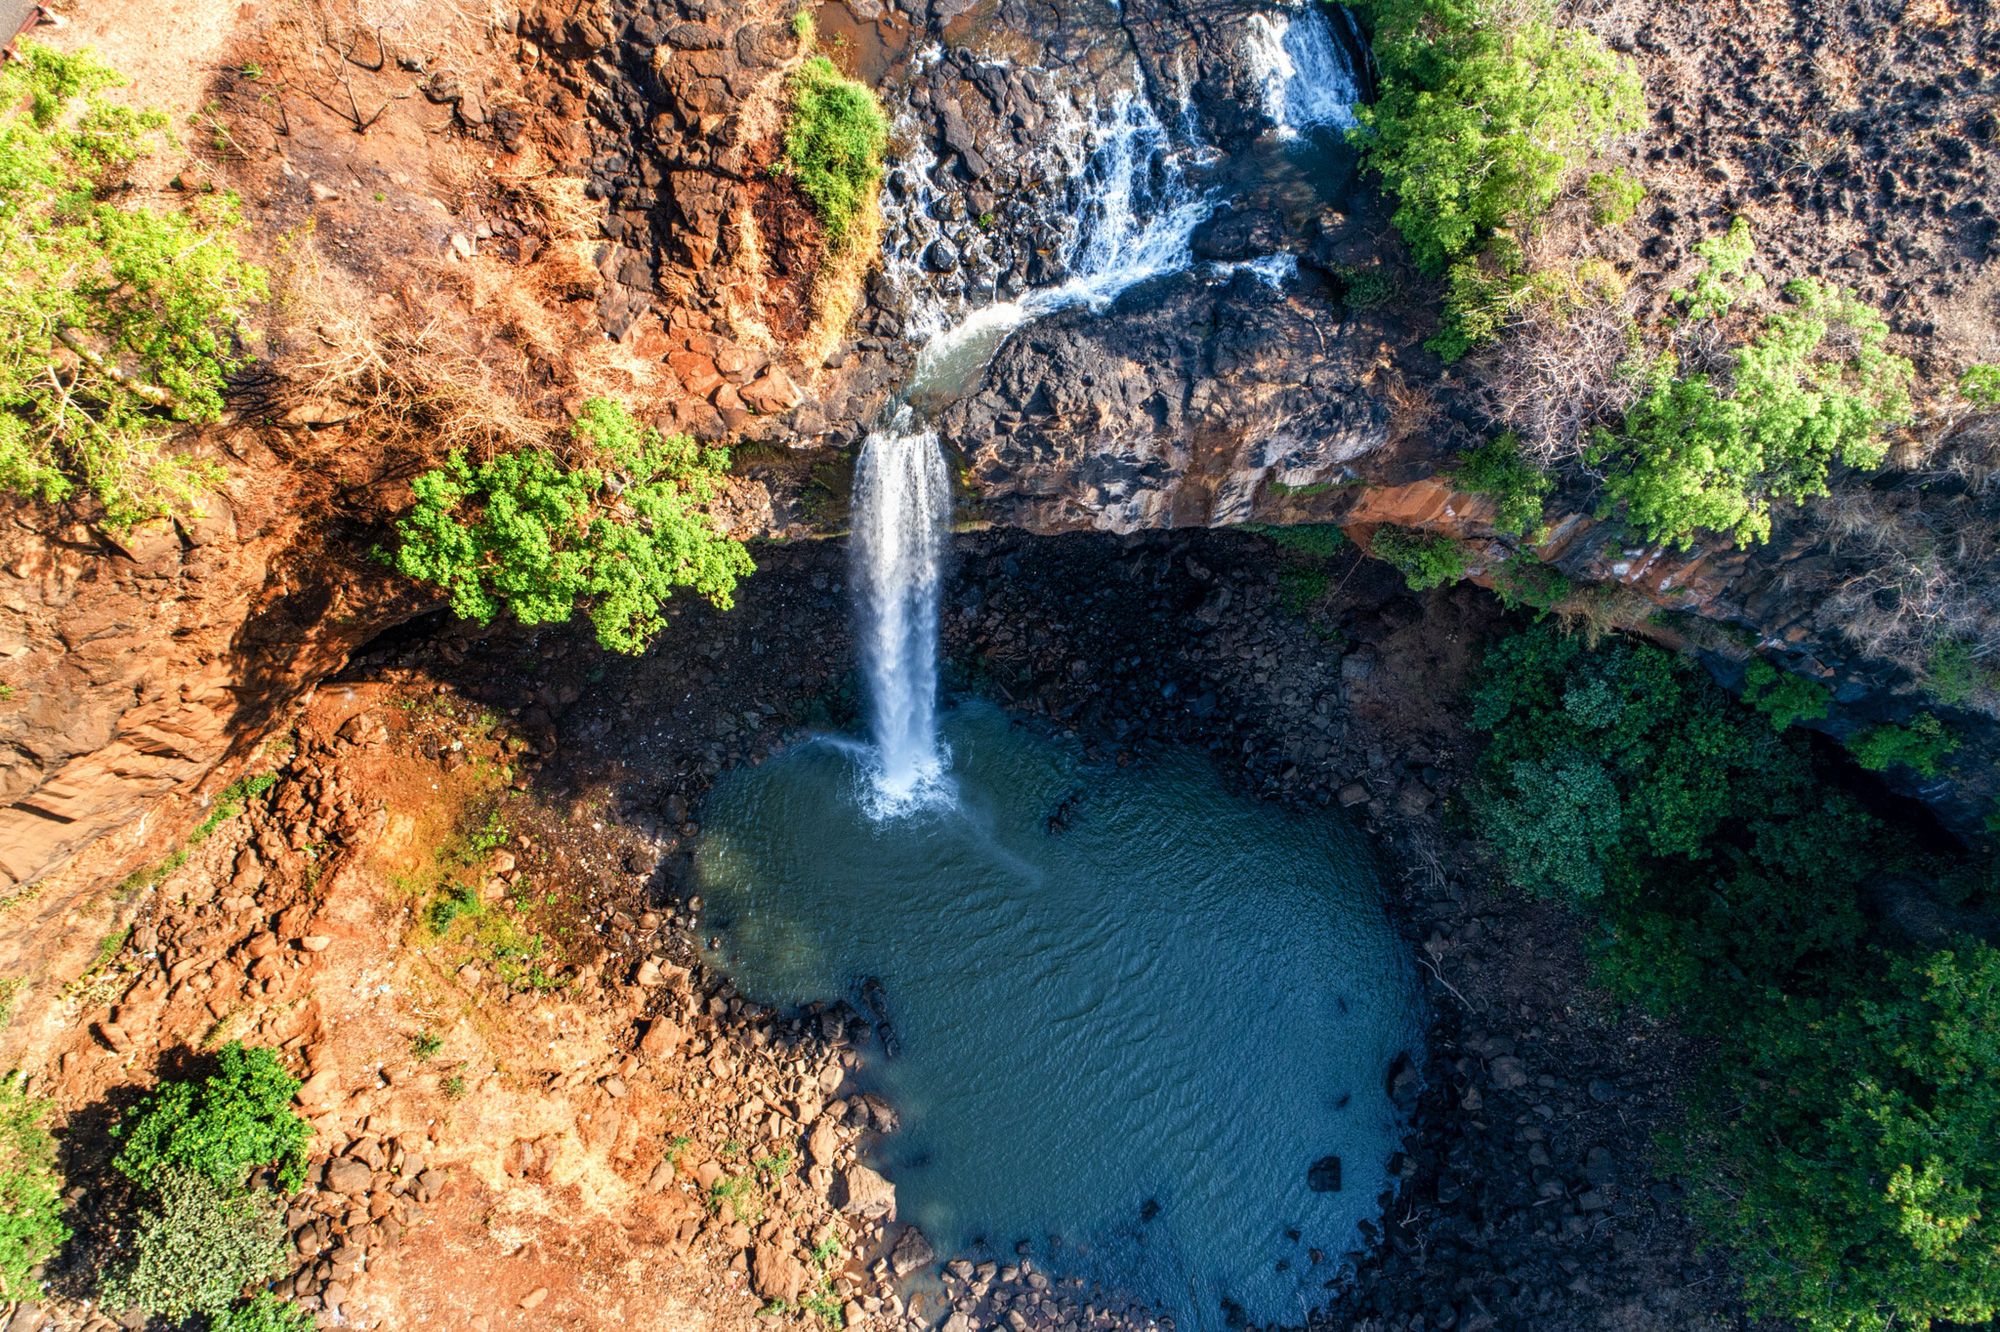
[[7, 0, 1999, 898]]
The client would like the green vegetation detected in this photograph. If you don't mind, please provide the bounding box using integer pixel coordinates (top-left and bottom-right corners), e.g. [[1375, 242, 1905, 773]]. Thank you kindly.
[[0, 1081, 66, 1301], [1847, 713, 1958, 778], [1334, 263, 1398, 310], [0, 44, 266, 526], [1277, 568, 1329, 617], [1259, 524, 1346, 558], [101, 1165, 287, 1322], [1370, 527, 1468, 591], [781, 57, 888, 249], [1681, 216, 1763, 320], [1589, 237, 1913, 548], [1491, 551, 1571, 616], [1924, 638, 1999, 705], [1472, 625, 2000, 1330], [1451, 433, 1551, 537], [1741, 658, 1832, 731], [1678, 940, 2000, 1332], [441, 1073, 468, 1100], [411, 1030, 444, 1060], [1349, 0, 1642, 360], [1956, 364, 2000, 407], [1585, 169, 1645, 226], [211, 1293, 318, 1332], [387, 398, 753, 655], [113, 1041, 311, 1194], [190, 774, 278, 847]]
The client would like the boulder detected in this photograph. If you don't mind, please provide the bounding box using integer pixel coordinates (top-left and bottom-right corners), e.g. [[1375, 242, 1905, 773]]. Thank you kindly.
[[752, 1240, 807, 1303], [890, 1224, 935, 1277], [324, 1158, 373, 1195], [834, 1164, 896, 1220]]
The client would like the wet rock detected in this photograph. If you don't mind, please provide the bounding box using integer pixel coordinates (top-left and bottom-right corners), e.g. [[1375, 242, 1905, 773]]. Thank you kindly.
[[890, 1224, 935, 1277]]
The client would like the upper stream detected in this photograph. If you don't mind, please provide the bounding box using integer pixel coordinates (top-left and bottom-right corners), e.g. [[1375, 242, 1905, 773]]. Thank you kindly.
[[696, 706, 1420, 1328]]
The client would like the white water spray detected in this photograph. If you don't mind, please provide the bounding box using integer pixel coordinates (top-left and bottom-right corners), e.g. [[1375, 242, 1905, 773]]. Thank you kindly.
[[1242, 5, 1363, 138], [850, 78, 1214, 814]]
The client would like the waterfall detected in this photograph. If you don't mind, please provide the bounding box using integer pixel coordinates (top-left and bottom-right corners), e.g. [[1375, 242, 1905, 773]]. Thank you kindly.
[[851, 410, 954, 813], [848, 77, 1213, 814], [1241, 5, 1362, 138]]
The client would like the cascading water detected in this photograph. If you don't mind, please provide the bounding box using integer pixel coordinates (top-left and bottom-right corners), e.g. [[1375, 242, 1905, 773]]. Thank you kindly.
[[850, 79, 1213, 812], [850, 411, 953, 812], [1242, 3, 1364, 137]]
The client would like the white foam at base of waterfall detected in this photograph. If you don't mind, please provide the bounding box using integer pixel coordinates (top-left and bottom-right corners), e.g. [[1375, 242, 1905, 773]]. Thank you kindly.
[[1242, 5, 1362, 138]]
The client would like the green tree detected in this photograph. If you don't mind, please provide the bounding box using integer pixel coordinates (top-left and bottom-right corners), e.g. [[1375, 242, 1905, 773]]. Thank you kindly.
[[0, 43, 266, 525], [0, 1080, 66, 1300], [1684, 941, 2000, 1332], [782, 56, 888, 248], [1847, 713, 1957, 778], [1452, 432, 1552, 537], [1370, 527, 1467, 591], [113, 1042, 311, 1193], [1592, 275, 1912, 548], [387, 398, 754, 655]]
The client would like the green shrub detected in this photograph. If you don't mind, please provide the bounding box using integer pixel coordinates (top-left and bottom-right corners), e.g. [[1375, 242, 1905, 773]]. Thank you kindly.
[[1263, 524, 1346, 558], [1681, 216, 1763, 321], [113, 1042, 311, 1194], [1923, 638, 1999, 706], [386, 397, 754, 655], [1334, 264, 1398, 310], [1847, 713, 1957, 778], [1452, 432, 1551, 537], [1277, 567, 1329, 616], [0, 1082, 66, 1300], [1426, 242, 1536, 363], [1591, 276, 1913, 548], [1350, 0, 1643, 274], [1490, 551, 1571, 616], [0, 44, 267, 526], [782, 57, 888, 249], [1956, 364, 2000, 408], [211, 1293, 318, 1332], [1370, 527, 1467, 591], [100, 1165, 286, 1321], [1741, 658, 1831, 730], [1682, 940, 2000, 1332], [1585, 169, 1645, 225]]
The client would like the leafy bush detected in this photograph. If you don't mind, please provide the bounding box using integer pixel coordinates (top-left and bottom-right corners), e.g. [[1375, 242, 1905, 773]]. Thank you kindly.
[[113, 1042, 311, 1194], [0, 1082, 66, 1300], [1591, 274, 1913, 548], [1490, 551, 1571, 616], [100, 1165, 286, 1321], [1586, 169, 1645, 225], [1682, 940, 2000, 1332], [1349, 0, 1644, 275], [1277, 567, 1329, 617], [1847, 713, 1957, 778], [1426, 243, 1535, 363], [1957, 364, 2000, 408], [387, 397, 754, 655], [1334, 263, 1398, 310], [1681, 216, 1763, 321], [1741, 658, 1831, 731], [1262, 524, 1346, 558], [782, 57, 888, 249], [211, 1293, 319, 1332], [0, 44, 267, 526], [1923, 638, 1999, 706], [1370, 527, 1467, 591], [1452, 432, 1551, 537]]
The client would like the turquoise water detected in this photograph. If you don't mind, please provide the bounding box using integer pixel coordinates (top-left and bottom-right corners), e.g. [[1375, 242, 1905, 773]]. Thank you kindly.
[[695, 705, 1419, 1328]]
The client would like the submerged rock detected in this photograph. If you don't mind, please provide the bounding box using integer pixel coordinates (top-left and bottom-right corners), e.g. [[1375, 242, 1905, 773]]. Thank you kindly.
[[1307, 1156, 1343, 1193]]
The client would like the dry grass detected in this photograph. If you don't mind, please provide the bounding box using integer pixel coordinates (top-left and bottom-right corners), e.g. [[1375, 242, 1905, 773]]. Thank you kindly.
[[272, 231, 555, 463], [799, 193, 884, 368], [1550, 579, 1659, 646]]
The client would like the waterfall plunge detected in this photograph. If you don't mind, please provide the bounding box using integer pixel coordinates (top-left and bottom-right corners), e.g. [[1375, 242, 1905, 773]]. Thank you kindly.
[[849, 83, 1212, 814], [851, 411, 954, 813]]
